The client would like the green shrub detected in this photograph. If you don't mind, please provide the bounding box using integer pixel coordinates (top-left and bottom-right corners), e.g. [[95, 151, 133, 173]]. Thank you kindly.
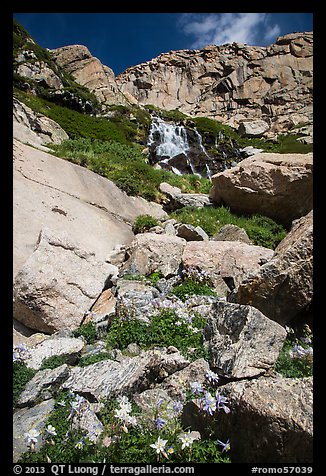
[[13, 361, 36, 406], [40, 355, 68, 370], [77, 352, 112, 367], [106, 308, 207, 360], [171, 205, 287, 249], [73, 322, 97, 345], [171, 280, 217, 302], [132, 215, 160, 234]]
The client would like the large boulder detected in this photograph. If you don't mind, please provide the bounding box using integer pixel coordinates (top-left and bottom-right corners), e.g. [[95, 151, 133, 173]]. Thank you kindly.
[[120, 233, 186, 278], [204, 301, 286, 378], [217, 376, 313, 463], [238, 119, 270, 137], [13, 228, 118, 333], [234, 210, 313, 325], [182, 241, 273, 293], [13, 139, 167, 279], [209, 152, 313, 227]]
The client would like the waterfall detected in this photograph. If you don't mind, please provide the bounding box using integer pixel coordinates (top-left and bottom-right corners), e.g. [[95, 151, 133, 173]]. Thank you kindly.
[[147, 116, 189, 159], [193, 127, 213, 178], [147, 115, 201, 177]]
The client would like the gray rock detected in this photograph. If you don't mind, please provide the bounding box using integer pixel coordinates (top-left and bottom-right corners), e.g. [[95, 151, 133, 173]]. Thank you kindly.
[[120, 233, 186, 278], [176, 223, 209, 241], [21, 336, 84, 370], [62, 349, 189, 402], [161, 358, 210, 401], [13, 228, 118, 333], [17, 364, 69, 407], [71, 397, 103, 443], [204, 300, 286, 378], [238, 120, 270, 137], [235, 211, 313, 324], [114, 278, 161, 323], [217, 376, 313, 463], [13, 399, 55, 462], [212, 224, 251, 244]]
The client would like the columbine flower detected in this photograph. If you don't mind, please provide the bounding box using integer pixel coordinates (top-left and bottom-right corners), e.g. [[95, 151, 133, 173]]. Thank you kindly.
[[91, 424, 103, 438], [114, 407, 130, 422], [202, 391, 216, 416], [156, 398, 164, 408], [215, 392, 230, 413], [172, 400, 183, 414], [57, 400, 66, 407], [190, 381, 203, 395], [178, 431, 196, 450], [75, 439, 84, 450], [155, 417, 166, 430], [205, 370, 219, 384], [13, 343, 31, 362], [217, 438, 230, 452], [167, 446, 174, 455], [150, 436, 168, 454], [45, 425, 57, 436], [24, 428, 40, 445]]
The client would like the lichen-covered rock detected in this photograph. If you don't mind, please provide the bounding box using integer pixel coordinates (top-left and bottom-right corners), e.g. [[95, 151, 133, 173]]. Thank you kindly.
[[212, 224, 251, 244], [17, 364, 69, 407], [13, 399, 55, 462], [62, 349, 189, 402], [234, 210, 313, 324], [204, 301, 286, 378], [217, 376, 313, 463], [20, 336, 85, 370]]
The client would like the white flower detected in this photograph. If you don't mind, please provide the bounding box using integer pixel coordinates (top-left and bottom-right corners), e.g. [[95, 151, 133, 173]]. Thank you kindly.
[[45, 424, 57, 436], [150, 436, 168, 454], [24, 428, 40, 445], [178, 431, 196, 449]]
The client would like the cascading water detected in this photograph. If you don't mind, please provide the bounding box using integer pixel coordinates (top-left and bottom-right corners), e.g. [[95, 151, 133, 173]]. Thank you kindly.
[[147, 114, 243, 178], [147, 115, 203, 177]]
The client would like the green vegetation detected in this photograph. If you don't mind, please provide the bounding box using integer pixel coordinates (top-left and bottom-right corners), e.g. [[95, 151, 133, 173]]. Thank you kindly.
[[13, 361, 36, 406], [73, 321, 97, 345], [171, 205, 287, 249], [171, 280, 217, 302], [275, 325, 313, 378], [77, 352, 112, 367], [132, 215, 160, 234], [40, 355, 68, 370], [106, 308, 208, 361]]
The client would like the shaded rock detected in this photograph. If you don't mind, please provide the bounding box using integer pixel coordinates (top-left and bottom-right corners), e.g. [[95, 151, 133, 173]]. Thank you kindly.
[[182, 241, 273, 293], [217, 376, 313, 463], [21, 336, 84, 370], [210, 152, 313, 227], [71, 396, 103, 443], [17, 364, 69, 407], [120, 233, 186, 278], [133, 388, 174, 426], [13, 399, 55, 462], [13, 98, 69, 150], [13, 228, 118, 333], [62, 349, 189, 402], [176, 223, 209, 241], [234, 210, 313, 325], [212, 224, 251, 244], [204, 301, 286, 378], [159, 182, 213, 211], [161, 359, 210, 402], [238, 119, 269, 137]]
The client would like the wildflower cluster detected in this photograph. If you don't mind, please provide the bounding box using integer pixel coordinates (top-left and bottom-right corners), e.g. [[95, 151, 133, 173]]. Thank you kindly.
[[180, 267, 213, 286], [13, 343, 31, 362], [189, 371, 230, 417], [276, 325, 313, 378], [114, 396, 138, 432]]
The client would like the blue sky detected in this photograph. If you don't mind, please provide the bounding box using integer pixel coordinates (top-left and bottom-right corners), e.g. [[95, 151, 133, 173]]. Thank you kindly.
[[13, 13, 313, 76]]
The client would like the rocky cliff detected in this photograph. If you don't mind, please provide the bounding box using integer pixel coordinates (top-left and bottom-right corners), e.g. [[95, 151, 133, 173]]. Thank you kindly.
[[116, 32, 313, 137]]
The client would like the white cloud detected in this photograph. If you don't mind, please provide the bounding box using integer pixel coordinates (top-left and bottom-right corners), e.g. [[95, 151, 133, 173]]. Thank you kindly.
[[179, 13, 280, 48]]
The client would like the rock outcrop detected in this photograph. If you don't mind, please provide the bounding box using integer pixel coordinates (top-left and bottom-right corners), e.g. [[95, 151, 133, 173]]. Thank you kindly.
[[51, 45, 132, 107], [234, 210, 313, 325], [13, 98, 69, 150], [209, 152, 313, 227], [117, 32, 313, 137]]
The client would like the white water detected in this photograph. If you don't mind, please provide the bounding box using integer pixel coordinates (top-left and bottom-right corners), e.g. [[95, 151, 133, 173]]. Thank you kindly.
[[147, 116, 190, 158]]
